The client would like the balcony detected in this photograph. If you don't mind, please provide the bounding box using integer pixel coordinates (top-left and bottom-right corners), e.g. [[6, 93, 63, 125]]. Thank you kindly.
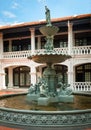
[[3, 45, 91, 59]]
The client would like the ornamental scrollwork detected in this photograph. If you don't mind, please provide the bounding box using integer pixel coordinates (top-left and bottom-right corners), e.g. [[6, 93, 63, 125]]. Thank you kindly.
[[0, 109, 91, 126]]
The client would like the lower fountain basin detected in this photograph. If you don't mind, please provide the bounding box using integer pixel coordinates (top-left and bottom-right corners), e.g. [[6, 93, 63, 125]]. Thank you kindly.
[[0, 93, 91, 129]]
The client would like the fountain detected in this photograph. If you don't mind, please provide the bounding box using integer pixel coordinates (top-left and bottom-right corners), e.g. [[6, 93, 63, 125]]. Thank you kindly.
[[26, 6, 73, 106], [0, 6, 91, 130]]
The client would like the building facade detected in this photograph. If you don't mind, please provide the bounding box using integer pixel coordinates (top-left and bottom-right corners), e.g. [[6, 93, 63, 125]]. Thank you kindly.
[[0, 14, 91, 91]]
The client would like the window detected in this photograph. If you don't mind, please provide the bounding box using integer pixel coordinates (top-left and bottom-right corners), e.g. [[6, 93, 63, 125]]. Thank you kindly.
[[3, 41, 9, 52]]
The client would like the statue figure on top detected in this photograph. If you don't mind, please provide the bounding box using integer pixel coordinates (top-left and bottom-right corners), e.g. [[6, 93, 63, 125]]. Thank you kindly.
[[45, 6, 52, 26]]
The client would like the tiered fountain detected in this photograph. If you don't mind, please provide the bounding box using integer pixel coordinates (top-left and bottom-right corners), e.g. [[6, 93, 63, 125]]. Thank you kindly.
[[26, 6, 73, 106], [0, 6, 91, 130]]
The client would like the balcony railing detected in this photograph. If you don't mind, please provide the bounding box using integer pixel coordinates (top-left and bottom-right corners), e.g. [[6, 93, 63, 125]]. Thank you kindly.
[[3, 50, 31, 59], [3, 45, 91, 59], [3, 48, 68, 59], [72, 46, 91, 55], [73, 82, 91, 91]]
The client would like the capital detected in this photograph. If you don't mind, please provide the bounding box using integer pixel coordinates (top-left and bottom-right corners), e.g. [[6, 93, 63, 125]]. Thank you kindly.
[[0, 33, 3, 38], [29, 28, 35, 32], [68, 21, 73, 27]]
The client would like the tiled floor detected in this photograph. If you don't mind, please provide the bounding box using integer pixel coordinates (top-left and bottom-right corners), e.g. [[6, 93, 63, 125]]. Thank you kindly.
[[0, 126, 22, 130]]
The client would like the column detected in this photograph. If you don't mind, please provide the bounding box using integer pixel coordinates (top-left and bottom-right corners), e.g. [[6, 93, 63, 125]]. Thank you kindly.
[[30, 66, 36, 85], [68, 21, 74, 55], [0, 66, 6, 90], [0, 33, 3, 59], [9, 40, 12, 52], [37, 36, 41, 49], [30, 28, 35, 54], [8, 67, 13, 88], [67, 61, 74, 90]]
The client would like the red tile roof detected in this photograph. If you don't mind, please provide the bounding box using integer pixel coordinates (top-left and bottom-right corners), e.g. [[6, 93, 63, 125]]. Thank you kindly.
[[0, 13, 91, 30]]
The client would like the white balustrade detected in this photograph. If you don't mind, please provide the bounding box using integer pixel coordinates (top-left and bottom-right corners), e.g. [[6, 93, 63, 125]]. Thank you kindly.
[[72, 46, 91, 55], [3, 45, 91, 59], [54, 47, 68, 55], [73, 82, 91, 91], [3, 50, 31, 59], [3, 48, 69, 59]]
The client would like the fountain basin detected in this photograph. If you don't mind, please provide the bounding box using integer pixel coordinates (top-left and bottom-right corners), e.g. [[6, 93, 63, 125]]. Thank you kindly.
[[29, 54, 71, 64], [39, 25, 59, 36], [0, 93, 91, 129]]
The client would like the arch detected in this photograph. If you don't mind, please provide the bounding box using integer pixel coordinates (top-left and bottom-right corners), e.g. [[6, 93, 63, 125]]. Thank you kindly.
[[5, 66, 31, 88], [13, 66, 30, 88], [75, 63, 91, 82]]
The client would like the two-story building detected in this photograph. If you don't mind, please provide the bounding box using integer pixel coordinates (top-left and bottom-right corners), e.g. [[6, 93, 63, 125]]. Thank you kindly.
[[0, 13, 91, 91]]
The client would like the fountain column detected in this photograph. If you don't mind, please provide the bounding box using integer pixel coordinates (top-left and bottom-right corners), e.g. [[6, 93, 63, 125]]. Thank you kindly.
[[43, 63, 57, 93]]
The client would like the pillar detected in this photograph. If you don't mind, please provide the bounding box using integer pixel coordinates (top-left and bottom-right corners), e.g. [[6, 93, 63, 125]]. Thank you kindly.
[[37, 36, 41, 49], [8, 67, 13, 88], [67, 61, 74, 90], [9, 40, 12, 52], [30, 66, 36, 85], [68, 21, 74, 55], [30, 28, 35, 54], [0, 33, 3, 59], [0, 66, 6, 89]]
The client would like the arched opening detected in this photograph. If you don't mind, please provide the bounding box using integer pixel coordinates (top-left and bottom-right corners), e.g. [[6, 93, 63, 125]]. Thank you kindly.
[[75, 63, 91, 82], [13, 66, 30, 88]]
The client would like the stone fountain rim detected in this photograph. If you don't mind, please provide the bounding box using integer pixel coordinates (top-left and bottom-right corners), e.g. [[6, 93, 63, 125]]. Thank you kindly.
[[28, 53, 71, 64], [0, 93, 91, 128]]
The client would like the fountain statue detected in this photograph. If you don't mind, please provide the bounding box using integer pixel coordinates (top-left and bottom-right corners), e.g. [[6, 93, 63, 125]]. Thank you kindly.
[[45, 6, 52, 26], [26, 6, 73, 106]]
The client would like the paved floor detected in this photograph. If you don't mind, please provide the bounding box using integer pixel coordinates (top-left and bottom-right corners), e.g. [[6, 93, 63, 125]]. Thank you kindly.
[[0, 88, 28, 96], [0, 89, 91, 130]]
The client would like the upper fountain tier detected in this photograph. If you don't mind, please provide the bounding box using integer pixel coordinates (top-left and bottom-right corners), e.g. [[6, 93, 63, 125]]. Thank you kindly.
[[39, 25, 59, 36], [29, 54, 71, 64], [28, 6, 71, 64]]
